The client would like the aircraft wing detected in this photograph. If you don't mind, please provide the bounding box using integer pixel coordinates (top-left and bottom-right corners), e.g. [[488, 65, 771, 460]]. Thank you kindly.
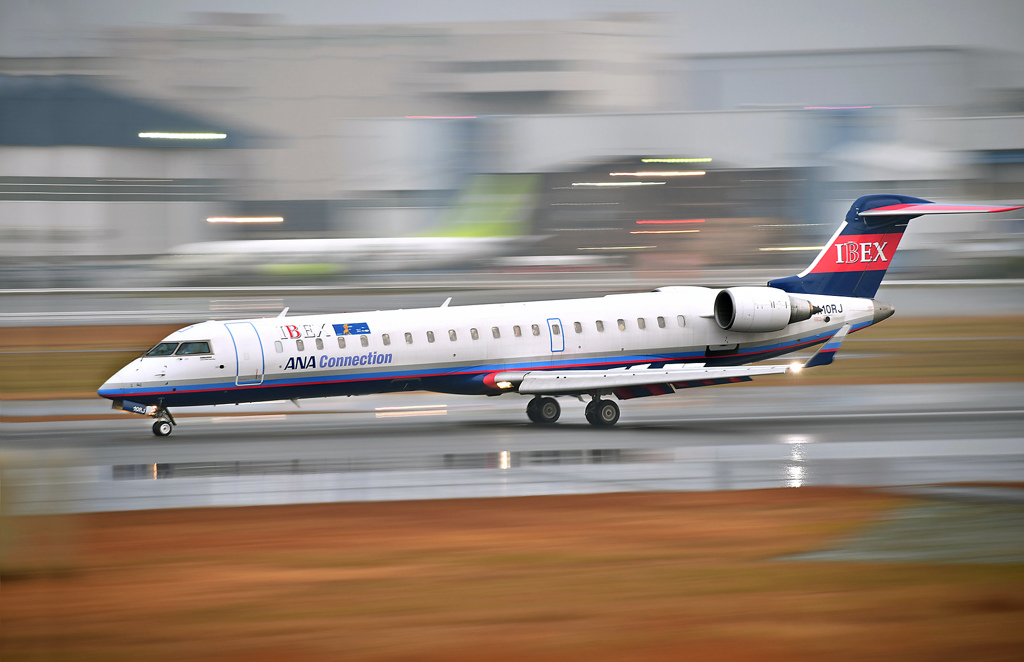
[[494, 363, 794, 400], [495, 323, 855, 400]]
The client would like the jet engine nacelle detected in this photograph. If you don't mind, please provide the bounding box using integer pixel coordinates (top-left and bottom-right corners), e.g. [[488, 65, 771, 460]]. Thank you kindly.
[[714, 287, 817, 333]]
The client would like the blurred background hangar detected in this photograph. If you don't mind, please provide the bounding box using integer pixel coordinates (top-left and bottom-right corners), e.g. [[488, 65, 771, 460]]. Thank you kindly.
[[1, 1, 1023, 286]]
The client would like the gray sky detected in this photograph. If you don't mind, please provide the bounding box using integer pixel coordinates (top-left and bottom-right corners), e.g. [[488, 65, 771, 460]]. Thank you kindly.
[[2, 0, 1023, 57]]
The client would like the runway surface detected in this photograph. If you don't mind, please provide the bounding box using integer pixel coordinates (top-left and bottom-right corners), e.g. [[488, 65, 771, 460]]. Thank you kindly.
[[4, 383, 1022, 514]]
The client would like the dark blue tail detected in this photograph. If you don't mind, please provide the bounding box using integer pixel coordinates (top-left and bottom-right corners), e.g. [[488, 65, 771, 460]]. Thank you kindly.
[[768, 194, 930, 298]]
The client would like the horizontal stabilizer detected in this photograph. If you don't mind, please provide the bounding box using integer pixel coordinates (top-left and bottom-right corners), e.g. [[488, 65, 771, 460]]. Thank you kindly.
[[860, 203, 1022, 216], [803, 324, 851, 369], [509, 363, 792, 396]]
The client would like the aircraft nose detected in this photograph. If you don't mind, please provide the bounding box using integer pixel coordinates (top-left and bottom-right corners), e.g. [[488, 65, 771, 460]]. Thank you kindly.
[[97, 370, 125, 400]]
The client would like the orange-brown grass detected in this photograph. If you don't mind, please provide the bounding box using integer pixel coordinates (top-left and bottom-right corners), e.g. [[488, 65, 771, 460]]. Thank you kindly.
[[3, 489, 1023, 661]]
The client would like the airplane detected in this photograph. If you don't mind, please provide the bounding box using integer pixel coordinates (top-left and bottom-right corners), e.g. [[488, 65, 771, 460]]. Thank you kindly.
[[98, 194, 1021, 436], [158, 174, 541, 281]]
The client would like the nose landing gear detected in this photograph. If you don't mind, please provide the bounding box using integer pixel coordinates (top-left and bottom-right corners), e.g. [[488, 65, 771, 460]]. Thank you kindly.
[[151, 406, 176, 437]]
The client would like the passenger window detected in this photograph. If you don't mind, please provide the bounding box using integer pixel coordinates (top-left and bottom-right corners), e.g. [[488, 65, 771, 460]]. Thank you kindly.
[[315, 338, 324, 350], [677, 315, 686, 327], [617, 319, 626, 331], [637, 318, 646, 330], [382, 334, 391, 346], [274, 341, 283, 353], [360, 335, 369, 347], [596, 320, 604, 332], [470, 328, 479, 340], [492, 327, 500, 339], [338, 337, 346, 349], [427, 331, 435, 343], [574, 321, 582, 333], [552, 324, 561, 335], [657, 316, 666, 329], [405, 332, 413, 344], [146, 342, 178, 356], [449, 329, 457, 341], [531, 324, 540, 336], [513, 325, 522, 337], [176, 341, 211, 355], [296, 339, 305, 351]]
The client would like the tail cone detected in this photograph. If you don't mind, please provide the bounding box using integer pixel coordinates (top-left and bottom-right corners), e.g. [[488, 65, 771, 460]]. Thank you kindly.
[[872, 300, 895, 323]]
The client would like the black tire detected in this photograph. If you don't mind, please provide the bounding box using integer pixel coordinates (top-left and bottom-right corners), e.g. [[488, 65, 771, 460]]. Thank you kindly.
[[526, 398, 541, 423], [152, 420, 173, 437], [534, 397, 560, 424], [585, 400, 599, 425]]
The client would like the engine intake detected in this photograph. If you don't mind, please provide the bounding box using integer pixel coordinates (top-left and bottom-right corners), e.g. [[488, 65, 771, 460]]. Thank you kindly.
[[714, 287, 818, 333]]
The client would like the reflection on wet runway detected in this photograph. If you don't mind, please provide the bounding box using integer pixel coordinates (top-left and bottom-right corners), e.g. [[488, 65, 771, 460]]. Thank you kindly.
[[3, 383, 1022, 514], [6, 437, 1022, 515]]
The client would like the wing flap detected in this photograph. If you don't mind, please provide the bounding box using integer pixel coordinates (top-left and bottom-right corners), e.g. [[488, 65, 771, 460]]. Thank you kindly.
[[512, 363, 792, 395]]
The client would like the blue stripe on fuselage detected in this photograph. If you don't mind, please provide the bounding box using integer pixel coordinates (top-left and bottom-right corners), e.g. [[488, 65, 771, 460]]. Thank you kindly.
[[101, 324, 866, 406]]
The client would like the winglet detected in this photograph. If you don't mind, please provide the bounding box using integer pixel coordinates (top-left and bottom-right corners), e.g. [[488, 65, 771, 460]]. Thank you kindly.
[[803, 323, 851, 369]]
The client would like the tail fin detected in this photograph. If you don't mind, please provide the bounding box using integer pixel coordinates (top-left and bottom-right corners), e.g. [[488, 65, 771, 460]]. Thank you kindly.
[[769, 194, 1022, 298]]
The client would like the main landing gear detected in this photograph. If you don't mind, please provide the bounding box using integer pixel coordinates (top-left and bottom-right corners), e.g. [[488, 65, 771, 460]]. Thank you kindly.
[[525, 396, 620, 427], [526, 396, 561, 424], [151, 406, 176, 437], [585, 398, 619, 427]]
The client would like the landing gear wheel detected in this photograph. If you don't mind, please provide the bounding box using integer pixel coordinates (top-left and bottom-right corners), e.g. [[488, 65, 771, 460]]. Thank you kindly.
[[526, 397, 540, 422], [152, 420, 173, 437], [527, 396, 560, 424], [585, 399, 620, 427]]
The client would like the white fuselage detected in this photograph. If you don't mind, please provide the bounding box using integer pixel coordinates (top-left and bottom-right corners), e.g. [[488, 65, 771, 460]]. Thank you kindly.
[[98, 286, 877, 408]]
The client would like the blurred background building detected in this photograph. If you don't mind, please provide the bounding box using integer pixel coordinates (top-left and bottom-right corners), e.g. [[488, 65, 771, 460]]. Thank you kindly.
[[1, 1, 1023, 285]]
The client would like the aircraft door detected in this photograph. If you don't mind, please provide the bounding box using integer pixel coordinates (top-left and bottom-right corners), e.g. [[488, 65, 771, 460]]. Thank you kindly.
[[546, 318, 564, 353], [225, 322, 265, 386]]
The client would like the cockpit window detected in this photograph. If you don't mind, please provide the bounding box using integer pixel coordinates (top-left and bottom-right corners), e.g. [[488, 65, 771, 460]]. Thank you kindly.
[[146, 342, 179, 356], [176, 341, 212, 355]]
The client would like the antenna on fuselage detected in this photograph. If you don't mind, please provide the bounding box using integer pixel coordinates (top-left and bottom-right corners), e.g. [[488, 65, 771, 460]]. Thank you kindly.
[[441, 297, 452, 308], [277, 307, 290, 317]]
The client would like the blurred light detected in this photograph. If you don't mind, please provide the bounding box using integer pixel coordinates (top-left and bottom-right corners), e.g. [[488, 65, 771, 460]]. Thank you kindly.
[[755, 223, 827, 227], [207, 217, 284, 224], [571, 182, 665, 187], [789, 362, 803, 373], [499, 450, 511, 470], [405, 115, 477, 119], [609, 171, 705, 177], [636, 219, 705, 224], [803, 106, 872, 110], [641, 158, 713, 163], [629, 230, 700, 234], [496, 381, 513, 389], [759, 246, 825, 252], [578, 246, 655, 251], [375, 404, 448, 418], [139, 132, 226, 139]]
